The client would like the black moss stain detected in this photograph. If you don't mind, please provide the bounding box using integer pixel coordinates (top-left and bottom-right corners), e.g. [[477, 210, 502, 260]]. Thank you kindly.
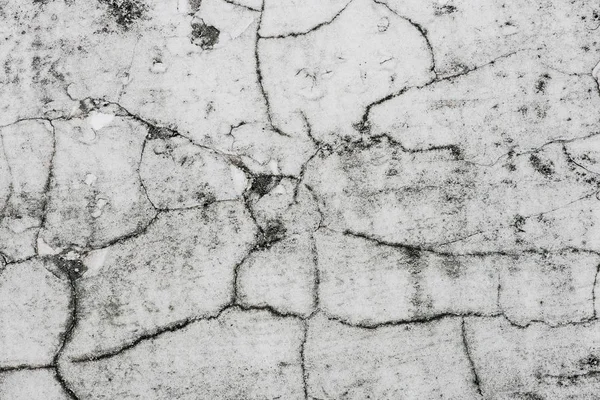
[[98, 0, 147, 30], [262, 219, 287, 245], [534, 73, 551, 94], [51, 252, 87, 280], [249, 175, 281, 198], [191, 20, 220, 50], [529, 154, 554, 177], [434, 4, 458, 15]]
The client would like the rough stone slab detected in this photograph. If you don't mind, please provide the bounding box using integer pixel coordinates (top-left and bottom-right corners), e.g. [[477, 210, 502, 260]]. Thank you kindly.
[[0, 258, 70, 368], [259, 0, 434, 142], [64, 201, 257, 359], [0, 120, 54, 261], [465, 316, 600, 399], [305, 313, 482, 399], [0, 369, 69, 400], [237, 234, 316, 317], [314, 229, 499, 325], [60, 308, 305, 400], [306, 138, 599, 250], [40, 115, 156, 250]]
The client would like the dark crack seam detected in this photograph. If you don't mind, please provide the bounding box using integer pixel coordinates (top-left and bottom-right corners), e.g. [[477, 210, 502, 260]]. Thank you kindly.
[[259, 0, 354, 39], [69, 304, 301, 364], [356, 49, 532, 132], [461, 318, 484, 397], [255, 3, 290, 138], [53, 273, 80, 400]]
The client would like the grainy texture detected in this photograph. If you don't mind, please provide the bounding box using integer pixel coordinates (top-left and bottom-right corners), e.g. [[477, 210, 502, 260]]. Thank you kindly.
[[1, 0, 599, 399]]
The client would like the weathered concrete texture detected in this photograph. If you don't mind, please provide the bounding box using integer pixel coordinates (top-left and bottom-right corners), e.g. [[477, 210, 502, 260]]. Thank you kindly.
[[305, 313, 481, 399], [465, 317, 600, 399], [0, 369, 69, 400], [64, 202, 257, 359], [60, 308, 305, 400], [2, 0, 600, 398], [0, 258, 70, 368]]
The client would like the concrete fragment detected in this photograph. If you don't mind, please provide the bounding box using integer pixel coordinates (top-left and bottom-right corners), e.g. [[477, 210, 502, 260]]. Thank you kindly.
[[237, 234, 316, 317], [499, 250, 599, 326], [314, 229, 499, 325], [40, 115, 156, 250], [64, 202, 257, 359], [258, 0, 434, 142], [0, 369, 69, 400], [305, 313, 482, 399], [61, 308, 305, 400], [140, 135, 245, 209], [465, 316, 600, 399], [0, 120, 54, 261], [0, 258, 70, 368]]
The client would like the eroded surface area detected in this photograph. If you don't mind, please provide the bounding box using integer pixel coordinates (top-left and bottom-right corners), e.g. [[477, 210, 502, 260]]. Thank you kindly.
[[1, 0, 600, 399]]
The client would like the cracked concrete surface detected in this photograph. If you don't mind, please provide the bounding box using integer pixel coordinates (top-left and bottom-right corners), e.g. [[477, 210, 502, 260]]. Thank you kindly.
[[1, 0, 600, 399]]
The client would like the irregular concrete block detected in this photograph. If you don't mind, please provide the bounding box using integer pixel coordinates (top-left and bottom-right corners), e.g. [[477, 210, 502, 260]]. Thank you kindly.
[[305, 313, 482, 399], [222, 122, 316, 177], [248, 178, 321, 239], [119, 0, 268, 149], [237, 234, 316, 317], [41, 114, 156, 250], [65, 202, 257, 359], [61, 308, 305, 400], [314, 229, 499, 325], [0, 258, 70, 368], [260, 0, 352, 38], [465, 316, 600, 399], [258, 0, 434, 142]]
